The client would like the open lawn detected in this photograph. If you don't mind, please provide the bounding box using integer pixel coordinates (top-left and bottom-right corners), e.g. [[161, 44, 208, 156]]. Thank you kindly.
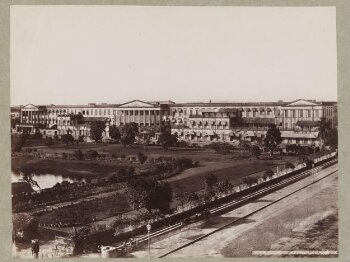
[[168, 159, 289, 194]]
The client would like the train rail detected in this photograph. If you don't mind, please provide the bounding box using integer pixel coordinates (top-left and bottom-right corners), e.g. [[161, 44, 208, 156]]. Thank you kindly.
[[158, 160, 337, 258]]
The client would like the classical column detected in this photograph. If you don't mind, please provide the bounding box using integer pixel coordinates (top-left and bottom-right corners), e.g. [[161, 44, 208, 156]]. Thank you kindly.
[[148, 110, 151, 126], [143, 110, 146, 126], [138, 110, 140, 125]]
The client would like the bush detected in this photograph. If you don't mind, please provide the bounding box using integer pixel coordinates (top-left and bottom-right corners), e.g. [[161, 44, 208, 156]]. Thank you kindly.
[[208, 142, 234, 154], [251, 145, 261, 159], [263, 169, 274, 180], [137, 152, 147, 164], [86, 150, 99, 160], [62, 152, 67, 160], [73, 150, 84, 160], [285, 162, 295, 169], [45, 138, 54, 147], [177, 141, 189, 148], [32, 132, 42, 139]]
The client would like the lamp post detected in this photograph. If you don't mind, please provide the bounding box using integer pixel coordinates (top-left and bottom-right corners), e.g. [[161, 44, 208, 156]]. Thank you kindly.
[[146, 223, 151, 259]]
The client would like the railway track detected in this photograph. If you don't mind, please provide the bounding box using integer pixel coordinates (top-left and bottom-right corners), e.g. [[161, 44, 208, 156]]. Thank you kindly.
[[158, 159, 337, 258]]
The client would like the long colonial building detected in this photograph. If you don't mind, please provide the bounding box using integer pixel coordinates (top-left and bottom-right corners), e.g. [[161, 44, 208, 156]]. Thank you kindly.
[[12, 99, 337, 146]]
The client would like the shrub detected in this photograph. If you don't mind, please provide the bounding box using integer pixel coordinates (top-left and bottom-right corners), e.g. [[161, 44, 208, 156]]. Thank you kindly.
[[45, 138, 54, 147], [62, 152, 67, 159], [251, 145, 261, 159], [285, 162, 295, 169], [86, 150, 99, 160], [32, 132, 42, 139], [73, 150, 84, 160], [263, 169, 274, 180], [137, 152, 148, 164]]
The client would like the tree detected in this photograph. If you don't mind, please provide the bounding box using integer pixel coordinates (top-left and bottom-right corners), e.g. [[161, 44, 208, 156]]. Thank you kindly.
[[187, 192, 200, 208], [109, 125, 121, 142], [62, 134, 75, 146], [19, 167, 40, 190], [251, 145, 261, 159], [240, 139, 251, 157], [158, 124, 178, 150], [69, 226, 91, 255], [11, 117, 20, 129], [317, 118, 332, 149], [325, 128, 338, 148], [204, 173, 218, 197], [125, 178, 172, 214], [264, 124, 282, 156], [90, 121, 106, 143], [120, 122, 139, 147]]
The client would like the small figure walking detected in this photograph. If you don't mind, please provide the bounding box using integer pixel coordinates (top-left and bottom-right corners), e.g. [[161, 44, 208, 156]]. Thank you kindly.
[[31, 239, 39, 258]]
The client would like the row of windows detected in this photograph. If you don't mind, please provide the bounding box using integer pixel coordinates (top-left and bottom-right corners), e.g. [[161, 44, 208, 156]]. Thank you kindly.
[[47, 108, 115, 116], [284, 109, 321, 118], [123, 110, 160, 116]]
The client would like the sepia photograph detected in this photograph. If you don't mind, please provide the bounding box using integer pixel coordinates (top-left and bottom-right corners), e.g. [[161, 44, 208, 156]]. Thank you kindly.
[[9, 5, 339, 258]]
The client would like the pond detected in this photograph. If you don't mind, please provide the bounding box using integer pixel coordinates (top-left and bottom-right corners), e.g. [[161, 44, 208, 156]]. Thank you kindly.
[[11, 172, 85, 190]]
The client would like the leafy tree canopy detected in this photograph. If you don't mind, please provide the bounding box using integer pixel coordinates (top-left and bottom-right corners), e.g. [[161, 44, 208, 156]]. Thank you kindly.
[[264, 124, 282, 155], [121, 122, 139, 147], [90, 121, 106, 142], [125, 178, 172, 214], [62, 133, 75, 145], [109, 125, 121, 142], [157, 124, 178, 150]]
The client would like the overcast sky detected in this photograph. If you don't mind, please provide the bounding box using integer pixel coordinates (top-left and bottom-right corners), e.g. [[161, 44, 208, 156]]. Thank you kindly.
[[11, 6, 337, 106]]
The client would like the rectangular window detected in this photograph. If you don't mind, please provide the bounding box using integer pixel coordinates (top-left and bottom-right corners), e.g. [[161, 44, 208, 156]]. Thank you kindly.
[[99, 109, 102, 115], [104, 109, 106, 115], [308, 110, 311, 117], [285, 110, 288, 117], [299, 110, 303, 117], [108, 109, 110, 115]]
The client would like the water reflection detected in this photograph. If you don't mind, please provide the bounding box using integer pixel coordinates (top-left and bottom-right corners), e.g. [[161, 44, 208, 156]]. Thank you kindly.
[[11, 172, 85, 190]]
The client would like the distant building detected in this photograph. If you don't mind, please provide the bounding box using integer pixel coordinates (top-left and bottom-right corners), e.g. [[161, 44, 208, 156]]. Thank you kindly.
[[12, 99, 337, 146]]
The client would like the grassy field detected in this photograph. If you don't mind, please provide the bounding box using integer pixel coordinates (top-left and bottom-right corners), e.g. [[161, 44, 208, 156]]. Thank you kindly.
[[169, 159, 289, 194]]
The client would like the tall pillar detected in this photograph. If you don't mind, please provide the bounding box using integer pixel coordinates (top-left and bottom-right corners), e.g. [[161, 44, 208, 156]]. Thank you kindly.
[[143, 110, 146, 126], [138, 110, 140, 125]]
